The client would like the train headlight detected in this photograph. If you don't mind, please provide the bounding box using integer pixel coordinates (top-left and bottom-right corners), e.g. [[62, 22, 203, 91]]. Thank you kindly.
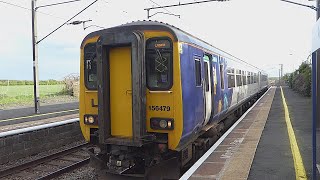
[[159, 120, 167, 128], [150, 118, 174, 130], [88, 116, 95, 124], [84, 115, 98, 125]]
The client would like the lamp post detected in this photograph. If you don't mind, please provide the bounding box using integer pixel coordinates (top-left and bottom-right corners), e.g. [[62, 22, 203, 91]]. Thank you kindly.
[[314, 1, 320, 179], [278, 64, 283, 86], [31, 0, 39, 113]]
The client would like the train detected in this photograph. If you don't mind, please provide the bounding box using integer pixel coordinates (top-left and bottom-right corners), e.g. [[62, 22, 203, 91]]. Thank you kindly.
[[79, 21, 268, 179]]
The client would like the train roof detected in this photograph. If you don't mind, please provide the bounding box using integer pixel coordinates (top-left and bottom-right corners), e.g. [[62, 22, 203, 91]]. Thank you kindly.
[[81, 20, 266, 73]]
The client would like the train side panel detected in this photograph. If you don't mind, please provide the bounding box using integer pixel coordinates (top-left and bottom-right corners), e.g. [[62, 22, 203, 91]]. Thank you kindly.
[[179, 44, 205, 144]]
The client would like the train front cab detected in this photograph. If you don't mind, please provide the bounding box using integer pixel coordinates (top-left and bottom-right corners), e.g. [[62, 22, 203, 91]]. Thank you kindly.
[[79, 30, 184, 177]]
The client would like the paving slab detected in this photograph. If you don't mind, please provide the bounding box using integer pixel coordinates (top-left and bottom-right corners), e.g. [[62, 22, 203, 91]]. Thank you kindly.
[[0, 102, 78, 126], [0, 114, 78, 133], [190, 87, 276, 180], [249, 87, 304, 179]]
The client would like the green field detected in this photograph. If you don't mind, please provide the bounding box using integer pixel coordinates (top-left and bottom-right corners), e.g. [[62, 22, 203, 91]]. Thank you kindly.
[[0, 84, 65, 106], [0, 84, 64, 97]]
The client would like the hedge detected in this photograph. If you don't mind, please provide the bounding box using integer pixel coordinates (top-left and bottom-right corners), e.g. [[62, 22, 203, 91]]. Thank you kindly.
[[0, 80, 63, 86], [284, 63, 311, 97]]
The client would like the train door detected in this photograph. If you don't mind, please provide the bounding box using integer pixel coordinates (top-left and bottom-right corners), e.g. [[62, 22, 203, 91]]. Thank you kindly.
[[203, 54, 212, 125], [258, 71, 261, 89], [236, 69, 243, 104], [97, 31, 146, 144], [211, 55, 219, 116], [219, 57, 226, 111], [109, 46, 133, 137], [194, 55, 205, 126]]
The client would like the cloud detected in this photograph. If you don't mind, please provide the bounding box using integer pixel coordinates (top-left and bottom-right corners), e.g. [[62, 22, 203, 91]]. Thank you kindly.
[[0, 0, 316, 79]]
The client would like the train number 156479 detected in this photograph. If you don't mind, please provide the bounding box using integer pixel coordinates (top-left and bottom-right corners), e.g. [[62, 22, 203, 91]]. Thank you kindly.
[[148, 105, 171, 111]]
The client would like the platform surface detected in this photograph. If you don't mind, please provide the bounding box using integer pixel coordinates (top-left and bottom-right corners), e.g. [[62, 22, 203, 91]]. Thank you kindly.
[[189, 87, 276, 180], [249, 86, 315, 179], [189, 86, 316, 180], [0, 102, 78, 126], [248, 87, 295, 179]]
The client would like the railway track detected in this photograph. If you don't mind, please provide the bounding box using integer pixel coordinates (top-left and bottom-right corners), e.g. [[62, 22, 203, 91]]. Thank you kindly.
[[0, 143, 90, 180]]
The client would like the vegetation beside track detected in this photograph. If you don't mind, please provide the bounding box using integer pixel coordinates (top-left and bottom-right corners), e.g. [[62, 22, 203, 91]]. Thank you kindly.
[[0, 79, 62, 86], [284, 62, 311, 97], [0, 79, 79, 109]]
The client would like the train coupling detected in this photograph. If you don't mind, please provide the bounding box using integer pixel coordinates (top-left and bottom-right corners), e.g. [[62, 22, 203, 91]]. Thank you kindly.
[[107, 155, 136, 174]]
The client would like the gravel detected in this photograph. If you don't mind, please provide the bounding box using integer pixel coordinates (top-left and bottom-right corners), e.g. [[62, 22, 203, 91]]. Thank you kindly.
[[1, 140, 98, 180], [56, 165, 98, 180]]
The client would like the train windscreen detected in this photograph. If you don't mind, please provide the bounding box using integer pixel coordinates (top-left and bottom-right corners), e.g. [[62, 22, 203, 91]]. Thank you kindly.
[[146, 38, 173, 90], [84, 43, 97, 90]]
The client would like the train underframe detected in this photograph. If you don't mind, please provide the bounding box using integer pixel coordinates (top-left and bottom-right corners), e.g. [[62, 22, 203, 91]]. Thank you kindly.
[[87, 138, 181, 179], [87, 87, 268, 179]]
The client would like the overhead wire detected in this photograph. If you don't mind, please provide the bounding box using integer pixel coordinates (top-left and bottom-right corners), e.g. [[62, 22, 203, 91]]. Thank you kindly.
[[0, 0, 67, 20], [37, 0, 98, 43], [149, 0, 172, 13], [0, 0, 29, 10], [148, 0, 181, 19]]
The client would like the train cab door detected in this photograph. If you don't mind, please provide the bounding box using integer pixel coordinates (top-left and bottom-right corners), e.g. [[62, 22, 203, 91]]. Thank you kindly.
[[97, 31, 146, 144], [203, 54, 212, 125], [109, 46, 133, 137]]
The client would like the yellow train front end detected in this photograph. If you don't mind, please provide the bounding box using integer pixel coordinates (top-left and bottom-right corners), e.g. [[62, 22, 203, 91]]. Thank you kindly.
[[79, 23, 185, 178], [80, 36, 99, 143]]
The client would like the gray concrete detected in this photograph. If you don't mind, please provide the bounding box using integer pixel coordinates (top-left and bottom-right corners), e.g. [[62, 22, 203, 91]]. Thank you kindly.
[[0, 118, 79, 138], [0, 102, 78, 126], [281, 86, 318, 178], [248, 87, 295, 180], [0, 122, 83, 164]]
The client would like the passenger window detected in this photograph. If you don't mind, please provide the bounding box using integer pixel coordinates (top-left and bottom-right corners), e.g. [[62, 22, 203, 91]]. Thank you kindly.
[[195, 58, 201, 86], [236, 75, 242, 86], [236, 70, 242, 87], [254, 73, 257, 83], [220, 61, 224, 89], [251, 72, 254, 84], [248, 72, 252, 84], [227, 68, 235, 88], [242, 71, 247, 85], [84, 43, 97, 90], [146, 38, 173, 90]]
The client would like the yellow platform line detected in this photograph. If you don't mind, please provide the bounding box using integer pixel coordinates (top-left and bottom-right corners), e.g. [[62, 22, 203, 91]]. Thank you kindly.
[[280, 86, 307, 180], [0, 109, 79, 123]]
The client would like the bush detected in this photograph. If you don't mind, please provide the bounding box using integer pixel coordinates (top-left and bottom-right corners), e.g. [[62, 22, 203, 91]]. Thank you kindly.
[[0, 94, 8, 99], [287, 62, 311, 96], [0, 80, 63, 86], [59, 74, 80, 97]]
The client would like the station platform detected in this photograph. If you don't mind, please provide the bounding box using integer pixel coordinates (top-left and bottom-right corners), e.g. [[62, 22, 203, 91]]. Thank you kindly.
[[184, 86, 316, 180], [0, 102, 79, 132]]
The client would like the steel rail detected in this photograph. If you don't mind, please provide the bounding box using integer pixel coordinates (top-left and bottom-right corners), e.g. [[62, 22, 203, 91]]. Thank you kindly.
[[37, 158, 90, 180], [0, 143, 89, 178]]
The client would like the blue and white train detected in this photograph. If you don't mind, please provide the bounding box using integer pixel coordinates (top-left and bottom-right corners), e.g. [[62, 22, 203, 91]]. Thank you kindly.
[[79, 21, 268, 178]]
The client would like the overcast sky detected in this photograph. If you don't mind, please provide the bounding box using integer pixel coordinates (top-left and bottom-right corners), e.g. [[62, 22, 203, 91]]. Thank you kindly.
[[0, 0, 316, 80]]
